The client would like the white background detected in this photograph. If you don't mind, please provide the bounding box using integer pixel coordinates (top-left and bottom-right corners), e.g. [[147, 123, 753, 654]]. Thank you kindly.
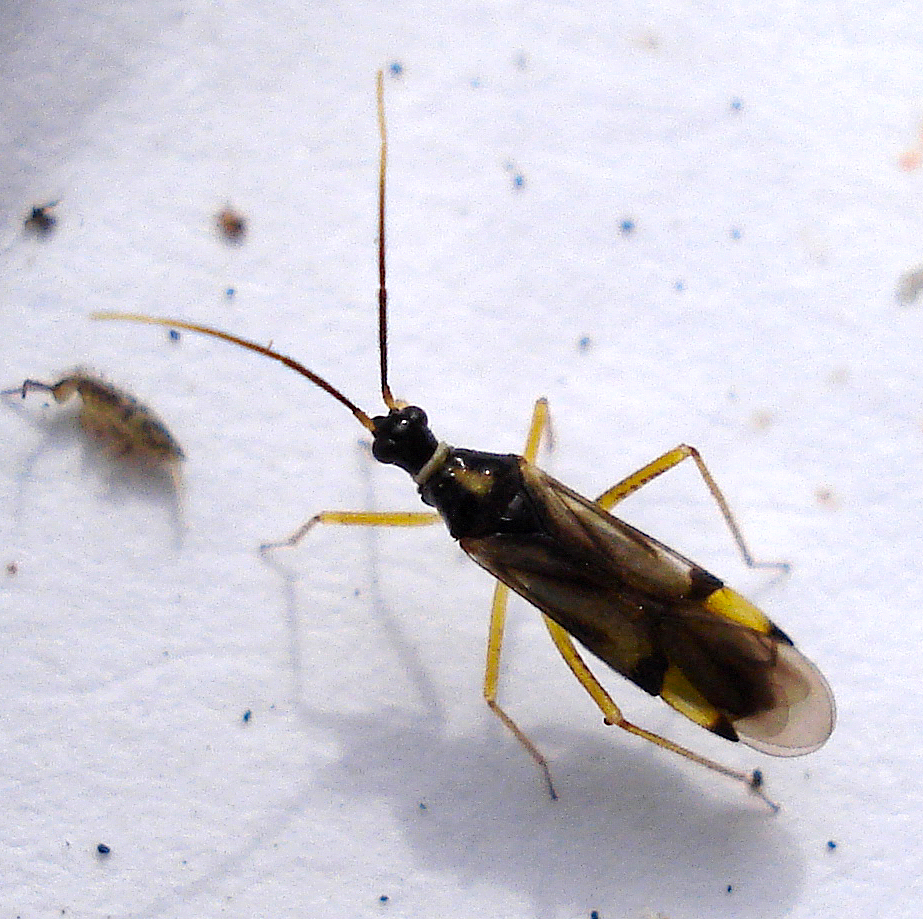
[[2, 2, 922, 917]]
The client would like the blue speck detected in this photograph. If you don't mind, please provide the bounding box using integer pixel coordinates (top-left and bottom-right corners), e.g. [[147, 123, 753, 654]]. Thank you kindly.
[[242, 709, 252, 723], [730, 227, 742, 240], [827, 840, 837, 850], [97, 844, 111, 855], [389, 62, 403, 77], [168, 329, 180, 342], [225, 287, 236, 298], [619, 219, 635, 236], [730, 98, 743, 112], [674, 280, 685, 292], [379, 894, 390, 903], [513, 173, 525, 190]]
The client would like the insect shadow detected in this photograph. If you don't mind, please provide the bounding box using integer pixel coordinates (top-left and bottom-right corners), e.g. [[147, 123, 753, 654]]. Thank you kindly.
[[94, 71, 834, 810], [297, 703, 806, 918], [260, 437, 448, 731]]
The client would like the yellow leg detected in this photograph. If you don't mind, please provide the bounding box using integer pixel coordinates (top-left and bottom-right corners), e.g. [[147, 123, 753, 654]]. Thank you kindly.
[[521, 396, 553, 463], [484, 398, 558, 798], [595, 443, 788, 573], [259, 510, 440, 553], [540, 614, 777, 809]]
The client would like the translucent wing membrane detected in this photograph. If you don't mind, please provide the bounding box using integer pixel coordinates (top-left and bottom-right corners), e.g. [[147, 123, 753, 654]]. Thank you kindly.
[[732, 640, 835, 755]]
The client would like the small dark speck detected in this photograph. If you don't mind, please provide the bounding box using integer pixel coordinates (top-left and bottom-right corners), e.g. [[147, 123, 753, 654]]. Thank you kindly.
[[619, 218, 635, 235], [217, 206, 247, 242], [827, 840, 837, 850], [730, 227, 742, 240], [577, 335, 592, 352], [6, 561, 17, 576], [242, 709, 252, 723], [225, 287, 236, 299], [726, 884, 733, 894], [418, 801, 428, 810], [24, 202, 58, 237], [168, 329, 181, 342], [591, 911, 600, 919], [730, 98, 743, 112], [388, 62, 404, 77], [512, 173, 525, 190], [96, 844, 111, 855], [379, 894, 390, 903]]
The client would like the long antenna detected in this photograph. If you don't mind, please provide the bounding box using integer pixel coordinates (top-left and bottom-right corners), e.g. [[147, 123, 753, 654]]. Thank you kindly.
[[91, 313, 376, 432], [377, 69, 397, 411]]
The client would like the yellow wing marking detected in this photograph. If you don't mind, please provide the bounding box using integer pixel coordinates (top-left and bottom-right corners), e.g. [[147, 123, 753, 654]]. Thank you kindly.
[[704, 586, 773, 634]]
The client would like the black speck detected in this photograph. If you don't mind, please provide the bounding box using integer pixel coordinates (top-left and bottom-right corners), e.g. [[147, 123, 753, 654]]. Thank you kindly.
[[242, 709, 252, 723], [96, 844, 111, 855], [590, 911, 600, 919], [726, 884, 733, 894], [24, 202, 58, 237]]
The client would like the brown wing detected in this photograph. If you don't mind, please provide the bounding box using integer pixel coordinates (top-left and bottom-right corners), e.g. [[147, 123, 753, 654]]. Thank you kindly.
[[461, 461, 835, 756]]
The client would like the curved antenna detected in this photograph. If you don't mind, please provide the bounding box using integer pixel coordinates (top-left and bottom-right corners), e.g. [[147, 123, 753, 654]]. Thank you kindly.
[[91, 312, 376, 432], [377, 69, 397, 411]]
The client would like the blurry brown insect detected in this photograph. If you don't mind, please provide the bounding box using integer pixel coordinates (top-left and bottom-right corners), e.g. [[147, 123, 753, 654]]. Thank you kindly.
[[216, 206, 247, 243], [24, 202, 58, 237], [2, 371, 183, 469]]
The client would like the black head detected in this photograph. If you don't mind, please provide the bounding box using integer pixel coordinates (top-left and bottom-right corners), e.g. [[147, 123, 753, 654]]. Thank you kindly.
[[371, 405, 438, 477]]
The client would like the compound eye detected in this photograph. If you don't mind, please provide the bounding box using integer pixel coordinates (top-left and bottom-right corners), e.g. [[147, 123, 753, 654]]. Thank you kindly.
[[404, 406, 427, 427], [372, 437, 398, 463]]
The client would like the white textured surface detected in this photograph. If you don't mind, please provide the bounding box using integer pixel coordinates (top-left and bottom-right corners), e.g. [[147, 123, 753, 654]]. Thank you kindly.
[[2, 3, 922, 917]]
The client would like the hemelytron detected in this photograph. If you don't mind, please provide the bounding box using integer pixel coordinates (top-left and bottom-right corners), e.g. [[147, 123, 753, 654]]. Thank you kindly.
[[95, 71, 834, 807]]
